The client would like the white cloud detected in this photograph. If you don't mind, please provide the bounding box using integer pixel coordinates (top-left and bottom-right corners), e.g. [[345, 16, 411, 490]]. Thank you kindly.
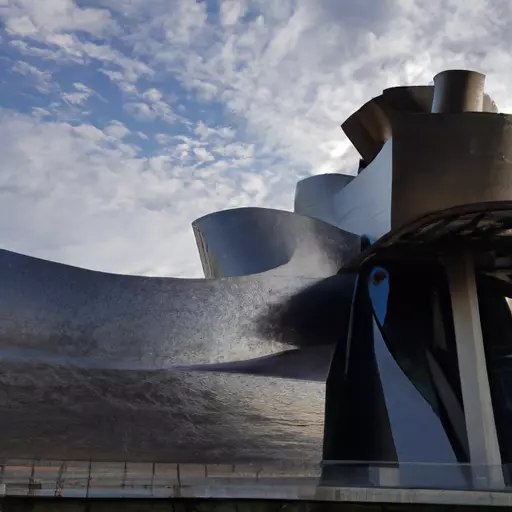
[[72, 123, 106, 141], [104, 121, 130, 140], [2, 0, 512, 278], [0, 109, 289, 277], [154, 133, 172, 145], [0, 112, 254, 277], [123, 92, 176, 123], [124, 0, 512, 177], [12, 60, 54, 93], [214, 142, 254, 160], [190, 79, 218, 102], [5, 15, 38, 37], [194, 121, 235, 140], [61, 82, 93, 105], [123, 102, 153, 119], [3, 0, 117, 39], [31, 107, 52, 119], [194, 146, 215, 162], [99, 69, 124, 82], [220, 0, 246, 26], [142, 88, 163, 102], [73, 82, 93, 93], [62, 92, 87, 104], [4, 1, 150, 86]]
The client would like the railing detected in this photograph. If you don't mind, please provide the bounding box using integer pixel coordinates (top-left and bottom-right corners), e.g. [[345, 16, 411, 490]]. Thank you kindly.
[[0, 458, 320, 499], [2, 458, 512, 505]]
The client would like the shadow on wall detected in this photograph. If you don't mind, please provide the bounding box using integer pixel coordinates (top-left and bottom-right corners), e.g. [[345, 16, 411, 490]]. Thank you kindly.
[[255, 274, 356, 347]]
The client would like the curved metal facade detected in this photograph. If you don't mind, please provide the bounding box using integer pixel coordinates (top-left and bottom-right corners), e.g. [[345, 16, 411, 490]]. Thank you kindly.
[[193, 207, 359, 278], [4, 70, 512, 490], [0, 218, 358, 463]]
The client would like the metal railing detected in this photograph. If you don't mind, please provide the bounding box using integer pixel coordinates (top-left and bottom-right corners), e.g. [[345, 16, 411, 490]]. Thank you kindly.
[[2, 458, 512, 505], [0, 457, 320, 499]]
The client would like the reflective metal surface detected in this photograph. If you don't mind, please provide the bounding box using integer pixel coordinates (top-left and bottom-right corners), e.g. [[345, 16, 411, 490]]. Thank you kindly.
[[432, 70, 486, 113], [0, 215, 358, 463], [193, 207, 359, 278], [294, 174, 354, 226], [6, 68, 512, 502], [295, 140, 392, 241], [341, 84, 497, 164], [368, 269, 460, 466]]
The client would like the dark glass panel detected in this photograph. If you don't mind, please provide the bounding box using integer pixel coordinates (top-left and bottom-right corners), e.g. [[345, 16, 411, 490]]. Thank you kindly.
[[477, 273, 512, 464], [369, 262, 468, 462]]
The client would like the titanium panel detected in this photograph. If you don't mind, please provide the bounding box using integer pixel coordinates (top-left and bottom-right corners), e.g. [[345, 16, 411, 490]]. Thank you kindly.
[[193, 207, 360, 278], [293, 142, 392, 241], [0, 243, 356, 463], [342, 85, 497, 164], [294, 174, 354, 216]]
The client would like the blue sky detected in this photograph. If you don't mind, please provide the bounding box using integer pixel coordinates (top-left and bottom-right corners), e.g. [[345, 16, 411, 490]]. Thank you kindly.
[[1, 0, 511, 277]]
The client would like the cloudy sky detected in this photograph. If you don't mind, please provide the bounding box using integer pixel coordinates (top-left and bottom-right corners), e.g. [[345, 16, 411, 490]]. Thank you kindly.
[[0, 0, 511, 277]]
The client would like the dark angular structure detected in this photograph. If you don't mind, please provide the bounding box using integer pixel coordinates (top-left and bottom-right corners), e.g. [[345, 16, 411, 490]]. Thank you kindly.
[[2, 70, 512, 504]]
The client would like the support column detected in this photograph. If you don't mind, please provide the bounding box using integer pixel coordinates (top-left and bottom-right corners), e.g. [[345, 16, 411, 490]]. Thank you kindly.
[[444, 253, 503, 488]]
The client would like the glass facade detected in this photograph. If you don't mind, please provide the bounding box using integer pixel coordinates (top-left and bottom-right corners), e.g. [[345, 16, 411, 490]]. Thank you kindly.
[[367, 263, 512, 467]]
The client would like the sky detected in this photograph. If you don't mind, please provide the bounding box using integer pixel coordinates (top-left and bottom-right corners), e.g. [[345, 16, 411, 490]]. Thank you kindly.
[[1, 0, 512, 277]]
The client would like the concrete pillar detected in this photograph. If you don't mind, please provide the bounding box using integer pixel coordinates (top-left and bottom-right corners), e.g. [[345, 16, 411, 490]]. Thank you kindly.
[[445, 254, 503, 488]]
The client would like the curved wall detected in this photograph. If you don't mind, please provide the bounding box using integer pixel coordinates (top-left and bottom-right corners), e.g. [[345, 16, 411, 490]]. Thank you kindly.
[[0, 246, 356, 464], [294, 140, 393, 241], [193, 207, 359, 278]]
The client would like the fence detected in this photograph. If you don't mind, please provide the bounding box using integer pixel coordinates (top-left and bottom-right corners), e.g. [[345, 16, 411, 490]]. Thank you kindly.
[[2, 458, 512, 506]]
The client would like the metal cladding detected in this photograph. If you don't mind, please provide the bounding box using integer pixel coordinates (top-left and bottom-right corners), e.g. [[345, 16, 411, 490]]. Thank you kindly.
[[294, 174, 354, 226], [341, 83, 498, 165], [432, 70, 486, 113], [295, 139, 393, 240], [0, 215, 359, 463], [5, 68, 512, 492], [193, 207, 359, 278], [341, 86, 432, 164]]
